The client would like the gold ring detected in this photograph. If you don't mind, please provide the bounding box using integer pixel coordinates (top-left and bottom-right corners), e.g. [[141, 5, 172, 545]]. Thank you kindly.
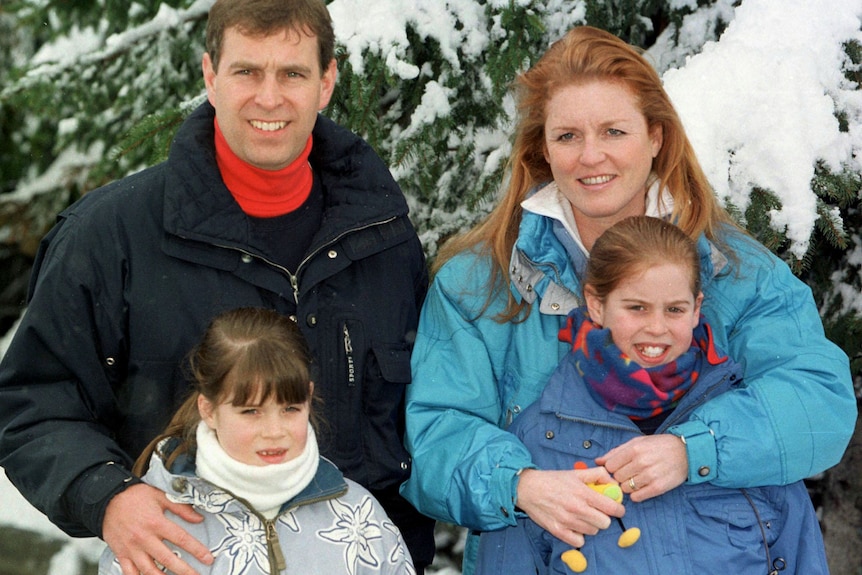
[[628, 476, 637, 491]]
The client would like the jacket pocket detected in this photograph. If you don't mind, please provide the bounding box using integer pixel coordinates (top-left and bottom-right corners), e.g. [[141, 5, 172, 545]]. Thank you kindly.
[[360, 342, 412, 488], [685, 485, 779, 570]]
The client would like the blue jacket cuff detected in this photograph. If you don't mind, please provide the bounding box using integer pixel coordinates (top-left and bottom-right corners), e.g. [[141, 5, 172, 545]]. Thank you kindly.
[[667, 420, 717, 483]]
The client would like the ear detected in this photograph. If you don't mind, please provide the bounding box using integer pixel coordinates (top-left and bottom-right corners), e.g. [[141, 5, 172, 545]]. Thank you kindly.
[[649, 123, 663, 158], [202, 53, 217, 107], [583, 285, 604, 326], [317, 59, 337, 110], [197, 394, 217, 429], [308, 381, 315, 396]]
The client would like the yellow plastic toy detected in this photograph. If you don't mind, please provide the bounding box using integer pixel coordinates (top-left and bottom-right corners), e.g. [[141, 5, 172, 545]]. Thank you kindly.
[[561, 462, 641, 573]]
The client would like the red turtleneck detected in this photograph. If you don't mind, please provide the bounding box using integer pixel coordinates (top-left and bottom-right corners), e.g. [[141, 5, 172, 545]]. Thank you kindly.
[[214, 119, 313, 217]]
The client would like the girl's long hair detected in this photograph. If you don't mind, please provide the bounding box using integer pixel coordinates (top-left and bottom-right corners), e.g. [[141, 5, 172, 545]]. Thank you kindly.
[[436, 26, 734, 321], [133, 307, 315, 476]]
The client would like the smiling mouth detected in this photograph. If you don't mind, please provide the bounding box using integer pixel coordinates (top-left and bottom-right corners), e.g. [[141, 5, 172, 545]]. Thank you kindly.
[[250, 120, 287, 132], [258, 449, 287, 458], [579, 175, 614, 185], [636, 344, 667, 359]]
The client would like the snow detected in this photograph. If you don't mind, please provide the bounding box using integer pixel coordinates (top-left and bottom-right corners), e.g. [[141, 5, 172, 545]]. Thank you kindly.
[[3, 0, 862, 572], [660, 0, 862, 259]]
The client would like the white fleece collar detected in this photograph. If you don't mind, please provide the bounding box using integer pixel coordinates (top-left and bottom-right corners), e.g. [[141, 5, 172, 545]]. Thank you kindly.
[[521, 178, 674, 254], [195, 420, 319, 519]]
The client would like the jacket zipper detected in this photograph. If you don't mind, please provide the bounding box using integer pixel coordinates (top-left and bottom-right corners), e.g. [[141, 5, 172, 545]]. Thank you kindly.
[[204, 215, 399, 305], [289, 215, 398, 303], [220, 216, 399, 305], [343, 323, 356, 386], [186, 478, 350, 574], [265, 519, 287, 572]]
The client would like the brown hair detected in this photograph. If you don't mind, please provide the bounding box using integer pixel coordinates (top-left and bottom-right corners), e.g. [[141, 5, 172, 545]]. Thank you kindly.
[[436, 26, 733, 321], [205, 0, 335, 73], [585, 216, 701, 302], [133, 307, 315, 475]]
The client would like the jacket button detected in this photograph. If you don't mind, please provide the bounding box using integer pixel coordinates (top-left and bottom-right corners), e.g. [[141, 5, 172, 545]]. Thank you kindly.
[[105, 357, 115, 366], [171, 478, 188, 492], [698, 466, 710, 477], [327, 250, 337, 259], [551, 303, 560, 311], [241, 254, 253, 264], [582, 440, 592, 449], [306, 314, 317, 327], [512, 405, 521, 414], [545, 431, 554, 439], [400, 462, 408, 471]]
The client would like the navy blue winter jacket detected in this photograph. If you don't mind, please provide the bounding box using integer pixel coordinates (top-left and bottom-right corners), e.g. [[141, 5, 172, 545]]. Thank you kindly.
[[0, 102, 434, 564]]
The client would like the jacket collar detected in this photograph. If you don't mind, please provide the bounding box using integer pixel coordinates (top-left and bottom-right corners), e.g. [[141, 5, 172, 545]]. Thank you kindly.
[[162, 102, 408, 257], [509, 179, 731, 316], [149, 440, 348, 515]]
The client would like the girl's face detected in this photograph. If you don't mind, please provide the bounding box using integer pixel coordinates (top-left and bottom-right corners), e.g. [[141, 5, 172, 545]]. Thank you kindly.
[[585, 262, 702, 368], [198, 383, 312, 466], [543, 80, 663, 250]]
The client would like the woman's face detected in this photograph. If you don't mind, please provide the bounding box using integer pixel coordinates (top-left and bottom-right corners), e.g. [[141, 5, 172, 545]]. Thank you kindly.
[[585, 262, 702, 368], [198, 383, 312, 466], [544, 80, 663, 249]]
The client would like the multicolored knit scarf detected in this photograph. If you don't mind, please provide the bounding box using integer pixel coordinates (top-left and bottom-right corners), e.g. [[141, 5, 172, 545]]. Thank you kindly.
[[559, 307, 727, 420]]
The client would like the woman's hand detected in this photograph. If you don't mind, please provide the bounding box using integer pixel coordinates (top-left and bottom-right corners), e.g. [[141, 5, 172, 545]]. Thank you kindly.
[[515, 467, 625, 548], [596, 434, 688, 502], [103, 483, 213, 575]]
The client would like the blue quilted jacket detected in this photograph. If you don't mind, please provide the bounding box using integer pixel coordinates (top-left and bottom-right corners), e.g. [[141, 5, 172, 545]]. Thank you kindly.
[[474, 335, 827, 575], [402, 184, 855, 573]]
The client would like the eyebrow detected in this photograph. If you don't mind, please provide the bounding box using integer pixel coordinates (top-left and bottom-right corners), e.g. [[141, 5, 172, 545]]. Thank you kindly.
[[619, 297, 693, 306], [226, 60, 315, 76]]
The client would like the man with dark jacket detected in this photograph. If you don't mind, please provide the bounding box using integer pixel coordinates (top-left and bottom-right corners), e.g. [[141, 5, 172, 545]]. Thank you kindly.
[[0, 0, 434, 573]]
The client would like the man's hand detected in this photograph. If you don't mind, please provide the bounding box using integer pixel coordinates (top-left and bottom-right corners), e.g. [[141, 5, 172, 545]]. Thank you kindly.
[[515, 467, 625, 548], [103, 483, 213, 575], [596, 434, 688, 502]]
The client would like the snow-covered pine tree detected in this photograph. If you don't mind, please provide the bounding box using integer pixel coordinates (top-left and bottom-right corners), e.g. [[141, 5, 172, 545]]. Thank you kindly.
[[1, 1, 861, 571], [1, 0, 859, 374]]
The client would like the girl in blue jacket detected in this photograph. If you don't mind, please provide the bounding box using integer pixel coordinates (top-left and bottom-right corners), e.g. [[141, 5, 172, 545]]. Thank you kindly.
[[402, 25, 855, 574], [99, 307, 415, 575], [475, 216, 827, 575]]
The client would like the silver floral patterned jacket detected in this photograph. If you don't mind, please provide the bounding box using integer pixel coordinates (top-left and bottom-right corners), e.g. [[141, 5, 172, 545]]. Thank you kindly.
[[98, 447, 415, 575]]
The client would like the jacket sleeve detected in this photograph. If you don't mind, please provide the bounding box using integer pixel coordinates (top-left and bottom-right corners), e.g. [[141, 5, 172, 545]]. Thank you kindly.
[[401, 256, 535, 531], [670, 233, 856, 487], [0, 205, 137, 538]]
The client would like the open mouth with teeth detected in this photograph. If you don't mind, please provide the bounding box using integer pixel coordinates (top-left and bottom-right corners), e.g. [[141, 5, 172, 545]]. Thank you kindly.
[[250, 120, 287, 132], [579, 175, 615, 185], [257, 449, 288, 463], [633, 344, 669, 365]]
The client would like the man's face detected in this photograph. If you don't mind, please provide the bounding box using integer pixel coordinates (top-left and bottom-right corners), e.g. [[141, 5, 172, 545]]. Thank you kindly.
[[202, 26, 336, 170]]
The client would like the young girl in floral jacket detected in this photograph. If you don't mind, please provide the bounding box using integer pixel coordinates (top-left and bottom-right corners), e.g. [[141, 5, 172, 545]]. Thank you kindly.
[[99, 307, 414, 575]]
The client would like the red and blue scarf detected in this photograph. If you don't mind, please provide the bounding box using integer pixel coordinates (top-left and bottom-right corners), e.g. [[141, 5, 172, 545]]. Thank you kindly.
[[559, 307, 727, 420]]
